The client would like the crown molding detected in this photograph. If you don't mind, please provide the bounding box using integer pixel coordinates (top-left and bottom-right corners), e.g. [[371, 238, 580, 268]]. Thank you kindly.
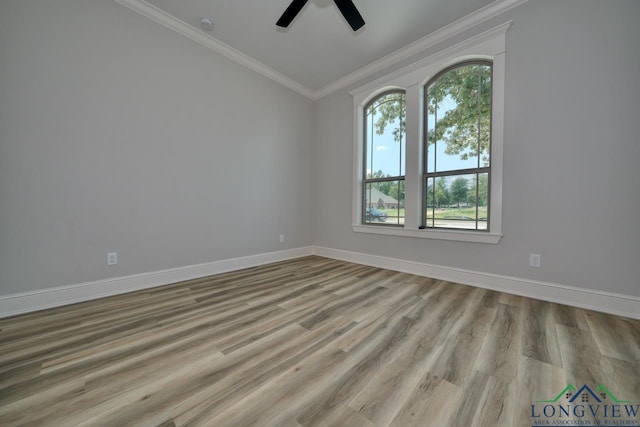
[[348, 20, 512, 99], [113, 0, 526, 101], [315, 0, 526, 99], [113, 0, 315, 99]]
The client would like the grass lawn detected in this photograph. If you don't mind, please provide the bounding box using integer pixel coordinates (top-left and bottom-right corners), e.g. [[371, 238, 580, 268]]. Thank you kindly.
[[428, 206, 487, 220], [380, 206, 487, 220], [378, 207, 405, 218]]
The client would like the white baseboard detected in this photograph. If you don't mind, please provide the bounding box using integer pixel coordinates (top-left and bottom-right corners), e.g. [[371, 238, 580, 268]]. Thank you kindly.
[[2, 245, 638, 320], [311, 246, 640, 320], [0, 247, 313, 319]]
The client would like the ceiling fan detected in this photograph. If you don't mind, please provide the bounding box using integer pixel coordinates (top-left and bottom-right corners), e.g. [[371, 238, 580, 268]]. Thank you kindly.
[[276, 0, 365, 31]]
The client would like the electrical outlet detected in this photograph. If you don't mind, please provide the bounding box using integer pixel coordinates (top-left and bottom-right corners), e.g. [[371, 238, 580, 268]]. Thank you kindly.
[[107, 252, 118, 266], [279, 235, 285, 243], [529, 253, 541, 268]]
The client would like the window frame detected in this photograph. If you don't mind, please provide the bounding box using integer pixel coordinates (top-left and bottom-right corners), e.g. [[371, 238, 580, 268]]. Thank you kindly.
[[362, 90, 407, 227], [422, 60, 493, 232], [350, 22, 509, 244]]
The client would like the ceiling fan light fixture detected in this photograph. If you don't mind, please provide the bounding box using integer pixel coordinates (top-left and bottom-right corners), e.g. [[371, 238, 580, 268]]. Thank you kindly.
[[276, 0, 364, 31]]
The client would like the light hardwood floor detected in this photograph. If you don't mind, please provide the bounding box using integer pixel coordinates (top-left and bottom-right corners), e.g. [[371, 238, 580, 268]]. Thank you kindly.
[[1, 256, 638, 426]]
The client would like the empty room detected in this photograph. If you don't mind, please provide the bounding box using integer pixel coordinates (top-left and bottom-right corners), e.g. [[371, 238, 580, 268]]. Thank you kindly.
[[1, 0, 639, 426]]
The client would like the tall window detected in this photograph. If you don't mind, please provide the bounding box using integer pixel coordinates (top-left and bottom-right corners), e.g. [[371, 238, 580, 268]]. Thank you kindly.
[[363, 91, 406, 225], [352, 22, 507, 243], [423, 62, 492, 231]]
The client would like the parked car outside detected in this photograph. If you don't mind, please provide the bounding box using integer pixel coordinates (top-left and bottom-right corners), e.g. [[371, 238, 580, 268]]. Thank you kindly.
[[365, 207, 388, 222]]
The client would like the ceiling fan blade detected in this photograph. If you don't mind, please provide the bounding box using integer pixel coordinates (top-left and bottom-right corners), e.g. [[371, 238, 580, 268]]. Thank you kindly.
[[333, 0, 365, 31], [276, 0, 309, 28]]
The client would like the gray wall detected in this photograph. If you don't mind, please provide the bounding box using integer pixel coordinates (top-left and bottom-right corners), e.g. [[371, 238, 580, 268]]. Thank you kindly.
[[1, 0, 638, 300], [0, 0, 313, 295], [312, 0, 640, 297]]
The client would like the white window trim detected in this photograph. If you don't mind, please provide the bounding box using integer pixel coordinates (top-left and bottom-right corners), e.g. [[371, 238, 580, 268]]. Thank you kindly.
[[350, 22, 510, 244]]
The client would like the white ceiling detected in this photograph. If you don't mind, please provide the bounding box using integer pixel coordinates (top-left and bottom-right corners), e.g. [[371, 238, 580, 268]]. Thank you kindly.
[[116, 0, 520, 98]]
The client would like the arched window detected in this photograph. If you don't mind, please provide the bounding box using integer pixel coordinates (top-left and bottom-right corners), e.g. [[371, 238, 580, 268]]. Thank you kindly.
[[351, 22, 506, 243], [363, 91, 406, 225], [423, 62, 492, 231]]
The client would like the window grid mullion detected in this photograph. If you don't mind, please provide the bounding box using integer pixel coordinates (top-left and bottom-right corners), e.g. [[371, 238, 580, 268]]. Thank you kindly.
[[363, 175, 405, 184], [425, 166, 490, 179], [432, 83, 438, 225], [476, 69, 482, 229]]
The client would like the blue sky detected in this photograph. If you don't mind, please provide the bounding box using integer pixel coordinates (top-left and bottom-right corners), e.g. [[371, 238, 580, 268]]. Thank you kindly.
[[366, 96, 479, 178]]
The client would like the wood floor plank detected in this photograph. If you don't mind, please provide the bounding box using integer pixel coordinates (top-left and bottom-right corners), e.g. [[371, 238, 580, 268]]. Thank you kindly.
[[308, 403, 376, 427], [6, 338, 224, 426], [513, 356, 567, 427], [556, 323, 606, 387], [552, 303, 589, 330], [346, 314, 450, 425], [65, 325, 304, 427], [170, 316, 358, 426], [447, 370, 493, 426], [475, 303, 523, 383], [204, 344, 351, 427], [601, 355, 640, 402], [584, 310, 640, 363], [428, 288, 494, 386], [0, 256, 638, 426], [294, 299, 439, 426], [388, 372, 462, 427], [521, 298, 564, 367]]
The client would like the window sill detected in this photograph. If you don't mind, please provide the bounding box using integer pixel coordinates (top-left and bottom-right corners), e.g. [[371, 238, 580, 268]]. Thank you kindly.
[[352, 225, 502, 244]]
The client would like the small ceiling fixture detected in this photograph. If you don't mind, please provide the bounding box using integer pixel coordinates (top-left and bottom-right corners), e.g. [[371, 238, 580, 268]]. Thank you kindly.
[[200, 18, 213, 31], [277, 0, 365, 31]]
